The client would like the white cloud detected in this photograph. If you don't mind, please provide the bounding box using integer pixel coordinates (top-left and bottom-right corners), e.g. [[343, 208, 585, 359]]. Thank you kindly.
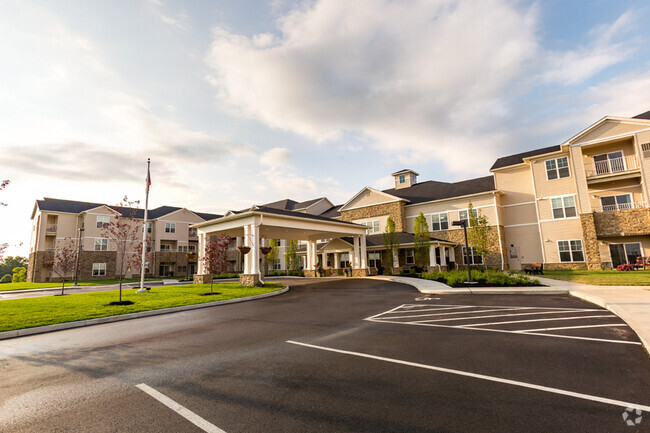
[[260, 147, 293, 168]]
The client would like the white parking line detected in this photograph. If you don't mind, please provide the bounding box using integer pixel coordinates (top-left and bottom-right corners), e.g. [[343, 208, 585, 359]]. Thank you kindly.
[[414, 310, 606, 324], [286, 340, 650, 412], [136, 383, 226, 433], [516, 323, 628, 333], [464, 314, 616, 327]]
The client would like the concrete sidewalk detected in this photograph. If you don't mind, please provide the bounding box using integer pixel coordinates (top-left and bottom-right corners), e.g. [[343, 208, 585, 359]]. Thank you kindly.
[[370, 275, 650, 354]]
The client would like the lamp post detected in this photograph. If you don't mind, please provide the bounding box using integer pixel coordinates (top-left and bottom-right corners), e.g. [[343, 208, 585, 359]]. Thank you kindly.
[[452, 220, 473, 283], [73, 227, 85, 285]]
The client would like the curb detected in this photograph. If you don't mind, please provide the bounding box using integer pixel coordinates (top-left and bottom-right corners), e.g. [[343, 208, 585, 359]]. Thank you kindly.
[[0, 286, 289, 341]]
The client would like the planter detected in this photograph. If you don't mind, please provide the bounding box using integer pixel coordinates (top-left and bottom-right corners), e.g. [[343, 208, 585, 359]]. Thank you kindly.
[[315, 271, 321, 278], [185, 253, 198, 260], [237, 246, 251, 255], [260, 247, 272, 255]]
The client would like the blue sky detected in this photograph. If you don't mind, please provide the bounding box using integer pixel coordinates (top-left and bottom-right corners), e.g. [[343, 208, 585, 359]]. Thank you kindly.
[[2, 0, 650, 257]]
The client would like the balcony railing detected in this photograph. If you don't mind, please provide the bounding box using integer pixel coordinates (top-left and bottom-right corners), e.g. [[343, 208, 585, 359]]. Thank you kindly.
[[594, 201, 648, 213], [585, 155, 640, 178], [46, 224, 57, 233]]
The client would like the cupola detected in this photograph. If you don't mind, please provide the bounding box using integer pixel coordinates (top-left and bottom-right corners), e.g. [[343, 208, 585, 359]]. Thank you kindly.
[[391, 169, 419, 189]]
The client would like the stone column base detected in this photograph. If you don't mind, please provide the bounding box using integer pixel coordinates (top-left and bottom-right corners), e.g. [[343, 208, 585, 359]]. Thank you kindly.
[[193, 274, 212, 284], [351, 269, 368, 277], [304, 270, 316, 278], [239, 273, 263, 286]]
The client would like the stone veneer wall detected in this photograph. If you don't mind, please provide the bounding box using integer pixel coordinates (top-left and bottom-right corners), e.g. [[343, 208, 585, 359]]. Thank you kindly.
[[239, 273, 262, 286], [193, 274, 212, 284], [340, 201, 407, 232], [593, 208, 650, 237], [545, 263, 588, 270], [579, 213, 602, 270], [428, 226, 505, 269]]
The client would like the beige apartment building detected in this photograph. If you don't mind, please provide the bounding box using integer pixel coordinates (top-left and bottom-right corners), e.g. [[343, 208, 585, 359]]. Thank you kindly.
[[28, 198, 220, 282]]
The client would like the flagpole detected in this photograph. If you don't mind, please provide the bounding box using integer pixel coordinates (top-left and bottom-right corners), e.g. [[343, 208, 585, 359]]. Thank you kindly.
[[137, 158, 151, 293]]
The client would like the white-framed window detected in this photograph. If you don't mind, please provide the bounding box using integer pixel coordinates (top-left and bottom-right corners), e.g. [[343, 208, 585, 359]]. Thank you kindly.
[[165, 222, 176, 233], [188, 244, 196, 252], [363, 220, 381, 234], [273, 259, 282, 270], [458, 208, 478, 227], [600, 194, 632, 211], [462, 246, 483, 265], [160, 244, 171, 252], [92, 263, 106, 276], [431, 212, 449, 231], [142, 222, 152, 233], [405, 249, 414, 264], [593, 151, 625, 175], [340, 253, 350, 268], [178, 245, 187, 252], [399, 174, 406, 184], [551, 195, 577, 219], [94, 238, 108, 251], [188, 227, 197, 237], [368, 252, 382, 268], [545, 156, 570, 180], [96, 216, 110, 229], [558, 240, 584, 262]]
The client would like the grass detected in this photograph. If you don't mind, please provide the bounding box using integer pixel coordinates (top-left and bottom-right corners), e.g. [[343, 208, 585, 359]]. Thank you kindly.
[[541, 269, 650, 286], [421, 269, 540, 287], [0, 276, 190, 292], [0, 282, 284, 332]]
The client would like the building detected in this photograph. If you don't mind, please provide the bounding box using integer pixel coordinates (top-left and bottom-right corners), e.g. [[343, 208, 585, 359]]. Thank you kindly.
[[28, 198, 221, 282]]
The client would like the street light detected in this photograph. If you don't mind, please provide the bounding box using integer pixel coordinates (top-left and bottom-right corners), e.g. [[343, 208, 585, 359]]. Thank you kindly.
[[73, 227, 85, 285], [452, 220, 473, 284]]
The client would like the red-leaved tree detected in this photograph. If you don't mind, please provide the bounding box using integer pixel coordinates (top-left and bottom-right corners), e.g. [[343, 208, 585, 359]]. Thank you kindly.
[[132, 234, 154, 278], [49, 238, 78, 295], [202, 234, 231, 294], [102, 196, 141, 303]]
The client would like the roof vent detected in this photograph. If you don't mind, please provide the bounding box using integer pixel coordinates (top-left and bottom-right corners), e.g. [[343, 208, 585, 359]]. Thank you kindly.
[[391, 169, 419, 189]]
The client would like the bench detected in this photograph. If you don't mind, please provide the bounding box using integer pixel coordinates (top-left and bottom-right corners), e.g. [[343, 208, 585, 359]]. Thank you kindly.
[[523, 263, 544, 275], [634, 256, 650, 270]]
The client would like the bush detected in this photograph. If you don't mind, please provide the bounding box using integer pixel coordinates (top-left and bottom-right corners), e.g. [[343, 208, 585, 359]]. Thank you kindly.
[[0, 274, 11, 283], [12, 267, 26, 283], [420, 269, 538, 287], [617, 264, 634, 271]]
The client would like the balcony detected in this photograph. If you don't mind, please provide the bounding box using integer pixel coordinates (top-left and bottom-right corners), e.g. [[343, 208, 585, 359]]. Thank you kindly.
[[593, 201, 648, 213], [45, 224, 57, 233], [585, 155, 641, 181]]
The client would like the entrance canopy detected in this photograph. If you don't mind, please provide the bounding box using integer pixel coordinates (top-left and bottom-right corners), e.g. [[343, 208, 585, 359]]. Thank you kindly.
[[191, 206, 369, 283]]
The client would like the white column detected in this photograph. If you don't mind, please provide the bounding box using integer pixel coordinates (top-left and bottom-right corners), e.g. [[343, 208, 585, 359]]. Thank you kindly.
[[353, 236, 360, 268], [306, 241, 312, 270], [310, 241, 318, 270], [198, 233, 205, 274], [430, 244, 437, 267], [334, 252, 340, 269], [440, 247, 447, 266], [360, 235, 367, 269], [321, 253, 328, 269], [393, 249, 399, 268], [450, 247, 456, 263], [243, 225, 251, 274], [250, 224, 260, 276]]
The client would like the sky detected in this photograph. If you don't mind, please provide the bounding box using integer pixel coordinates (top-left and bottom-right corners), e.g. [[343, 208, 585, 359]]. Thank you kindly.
[[2, 0, 650, 257]]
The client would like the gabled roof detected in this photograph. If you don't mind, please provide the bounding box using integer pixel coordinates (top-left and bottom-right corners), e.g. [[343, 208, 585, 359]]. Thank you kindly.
[[391, 168, 419, 176], [633, 109, 650, 120], [320, 204, 342, 219], [382, 176, 496, 205], [490, 145, 562, 170], [339, 187, 408, 212], [260, 197, 330, 212]]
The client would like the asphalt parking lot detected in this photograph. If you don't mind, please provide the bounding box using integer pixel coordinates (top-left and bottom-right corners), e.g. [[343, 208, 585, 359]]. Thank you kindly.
[[1, 279, 648, 432]]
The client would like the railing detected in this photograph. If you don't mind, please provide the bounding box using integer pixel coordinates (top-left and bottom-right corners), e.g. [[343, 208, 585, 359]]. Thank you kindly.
[[594, 201, 648, 212], [585, 155, 640, 178], [46, 224, 57, 233]]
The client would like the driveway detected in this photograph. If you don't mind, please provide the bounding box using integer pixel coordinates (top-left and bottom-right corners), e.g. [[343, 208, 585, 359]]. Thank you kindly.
[[1, 279, 648, 432]]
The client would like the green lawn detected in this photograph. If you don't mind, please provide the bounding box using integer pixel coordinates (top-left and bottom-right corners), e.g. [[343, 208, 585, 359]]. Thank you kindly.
[[0, 282, 284, 332], [542, 269, 650, 286], [0, 277, 172, 292]]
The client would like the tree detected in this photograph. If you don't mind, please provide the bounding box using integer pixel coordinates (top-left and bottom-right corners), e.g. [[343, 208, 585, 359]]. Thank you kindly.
[[413, 212, 430, 269], [12, 266, 26, 283], [132, 234, 154, 277], [467, 201, 492, 274], [102, 196, 142, 303], [202, 234, 231, 294], [0, 180, 10, 261], [284, 240, 300, 275], [49, 238, 78, 295], [382, 217, 400, 274], [267, 239, 279, 272], [0, 256, 28, 279]]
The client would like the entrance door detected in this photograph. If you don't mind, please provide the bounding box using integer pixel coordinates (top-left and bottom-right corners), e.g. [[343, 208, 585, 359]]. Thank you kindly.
[[609, 244, 626, 267], [509, 247, 521, 270]]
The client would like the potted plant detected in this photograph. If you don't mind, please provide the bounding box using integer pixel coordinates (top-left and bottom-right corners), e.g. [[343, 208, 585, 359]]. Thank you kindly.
[[186, 252, 198, 260], [345, 265, 352, 277], [237, 246, 251, 254], [260, 246, 272, 255], [315, 264, 322, 278]]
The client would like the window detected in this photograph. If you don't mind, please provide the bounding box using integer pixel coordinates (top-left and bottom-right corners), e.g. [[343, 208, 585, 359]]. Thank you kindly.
[[545, 157, 570, 180], [96, 216, 110, 228], [558, 240, 584, 262], [551, 196, 577, 219], [340, 253, 350, 268], [608, 243, 642, 267], [368, 252, 381, 268], [142, 222, 152, 233], [593, 151, 624, 175], [188, 244, 196, 252], [405, 249, 414, 264], [165, 222, 176, 233], [178, 245, 187, 252], [273, 259, 282, 270], [399, 174, 406, 184], [94, 238, 108, 251], [160, 244, 171, 252], [188, 228, 197, 237], [92, 263, 106, 276], [458, 208, 478, 227], [642, 142, 650, 159], [462, 246, 483, 265], [600, 194, 632, 211], [431, 212, 449, 231], [363, 220, 381, 234]]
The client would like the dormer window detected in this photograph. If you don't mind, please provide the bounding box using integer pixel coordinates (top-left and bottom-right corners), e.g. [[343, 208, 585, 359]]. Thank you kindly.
[[399, 174, 406, 184], [392, 169, 419, 189]]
